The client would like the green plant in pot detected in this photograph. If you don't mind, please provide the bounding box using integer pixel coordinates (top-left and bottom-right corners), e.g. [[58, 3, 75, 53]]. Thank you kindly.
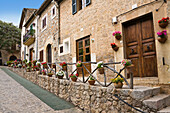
[[97, 61, 104, 74], [7, 61, 12, 67], [69, 73, 78, 82], [56, 70, 64, 79], [88, 75, 95, 85], [26, 66, 31, 72], [76, 61, 82, 74], [60, 62, 67, 71], [17, 64, 22, 68], [47, 71, 53, 77], [111, 75, 124, 88], [42, 70, 46, 75]]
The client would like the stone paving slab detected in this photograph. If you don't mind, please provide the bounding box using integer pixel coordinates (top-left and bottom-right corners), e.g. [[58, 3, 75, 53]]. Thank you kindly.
[[0, 68, 83, 113]]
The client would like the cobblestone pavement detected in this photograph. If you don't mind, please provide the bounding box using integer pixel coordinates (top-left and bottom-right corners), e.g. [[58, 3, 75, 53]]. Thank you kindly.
[[0, 68, 82, 113]]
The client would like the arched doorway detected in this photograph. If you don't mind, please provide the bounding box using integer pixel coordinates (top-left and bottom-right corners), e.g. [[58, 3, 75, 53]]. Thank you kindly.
[[46, 44, 52, 64], [9, 55, 17, 61]]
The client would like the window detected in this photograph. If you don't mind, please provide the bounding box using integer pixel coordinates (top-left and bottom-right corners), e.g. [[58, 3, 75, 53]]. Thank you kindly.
[[58, 38, 70, 56], [41, 14, 47, 31], [72, 0, 91, 15], [40, 50, 44, 62], [51, 5, 56, 19]]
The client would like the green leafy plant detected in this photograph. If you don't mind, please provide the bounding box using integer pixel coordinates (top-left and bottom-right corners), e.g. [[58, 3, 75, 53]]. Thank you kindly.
[[69, 74, 78, 78], [111, 75, 124, 84], [121, 59, 132, 67], [7, 61, 12, 65], [76, 61, 82, 67], [97, 61, 103, 68], [89, 75, 95, 80], [57, 71, 64, 76]]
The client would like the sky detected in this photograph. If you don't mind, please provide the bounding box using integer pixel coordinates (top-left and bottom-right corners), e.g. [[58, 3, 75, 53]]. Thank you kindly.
[[0, 0, 44, 27]]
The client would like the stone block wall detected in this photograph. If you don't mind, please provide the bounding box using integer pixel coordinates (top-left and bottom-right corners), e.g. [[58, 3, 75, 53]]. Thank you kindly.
[[8, 67, 162, 113]]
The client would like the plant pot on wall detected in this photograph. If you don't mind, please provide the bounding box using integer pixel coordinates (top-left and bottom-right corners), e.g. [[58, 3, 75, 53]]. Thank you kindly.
[[88, 80, 95, 85], [114, 82, 123, 88], [98, 67, 104, 74], [158, 36, 167, 43], [159, 21, 168, 28], [71, 77, 77, 82], [115, 35, 121, 40], [112, 46, 119, 51]]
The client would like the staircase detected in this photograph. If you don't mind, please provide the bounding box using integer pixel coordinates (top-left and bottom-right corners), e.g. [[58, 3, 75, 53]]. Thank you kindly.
[[131, 86, 170, 113]]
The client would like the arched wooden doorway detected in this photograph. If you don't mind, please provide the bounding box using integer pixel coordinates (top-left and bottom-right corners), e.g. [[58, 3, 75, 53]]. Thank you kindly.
[[9, 55, 17, 61], [46, 44, 52, 64]]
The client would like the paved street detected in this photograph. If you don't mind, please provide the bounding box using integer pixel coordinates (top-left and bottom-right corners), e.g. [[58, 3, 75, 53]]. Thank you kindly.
[[0, 68, 82, 113]]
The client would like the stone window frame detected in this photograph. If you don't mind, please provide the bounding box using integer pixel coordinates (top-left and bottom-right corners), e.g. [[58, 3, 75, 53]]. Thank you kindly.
[[58, 37, 71, 56], [51, 5, 56, 20], [41, 13, 47, 32]]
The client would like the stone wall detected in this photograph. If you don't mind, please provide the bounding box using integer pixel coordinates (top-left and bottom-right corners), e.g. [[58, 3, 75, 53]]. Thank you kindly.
[[9, 67, 162, 113]]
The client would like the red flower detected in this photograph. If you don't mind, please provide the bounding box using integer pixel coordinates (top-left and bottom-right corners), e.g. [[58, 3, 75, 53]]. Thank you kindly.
[[76, 74, 79, 77], [158, 20, 161, 23]]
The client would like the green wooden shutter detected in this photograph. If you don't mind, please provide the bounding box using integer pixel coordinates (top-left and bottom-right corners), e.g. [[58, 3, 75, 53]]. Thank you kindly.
[[72, 0, 77, 15], [86, 0, 91, 6]]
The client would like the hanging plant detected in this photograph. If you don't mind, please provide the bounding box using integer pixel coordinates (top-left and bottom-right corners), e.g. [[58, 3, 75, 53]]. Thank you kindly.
[[111, 43, 119, 51], [158, 17, 169, 28], [157, 30, 168, 43], [113, 31, 121, 40]]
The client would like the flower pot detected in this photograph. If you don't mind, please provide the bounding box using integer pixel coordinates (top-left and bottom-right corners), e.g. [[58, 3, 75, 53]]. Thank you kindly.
[[37, 64, 41, 68], [71, 77, 77, 82], [98, 67, 104, 74], [43, 64, 48, 69], [42, 72, 46, 75], [125, 64, 134, 74], [58, 75, 64, 79], [36, 69, 39, 71], [26, 69, 31, 72], [114, 82, 123, 88], [62, 66, 67, 71], [112, 46, 119, 51], [88, 80, 95, 85], [52, 64, 56, 68], [48, 73, 53, 77], [158, 36, 167, 43], [115, 35, 121, 40], [77, 67, 83, 74], [159, 21, 168, 28]]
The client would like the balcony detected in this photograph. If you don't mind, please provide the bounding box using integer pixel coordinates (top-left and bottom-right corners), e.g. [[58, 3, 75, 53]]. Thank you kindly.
[[23, 29, 35, 46]]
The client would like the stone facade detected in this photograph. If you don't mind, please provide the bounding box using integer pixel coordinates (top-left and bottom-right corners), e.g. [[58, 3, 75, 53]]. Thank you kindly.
[[9, 67, 170, 113], [20, 0, 170, 85]]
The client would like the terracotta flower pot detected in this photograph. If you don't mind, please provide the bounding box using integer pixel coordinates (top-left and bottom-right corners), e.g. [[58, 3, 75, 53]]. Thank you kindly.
[[114, 82, 123, 88], [58, 75, 64, 79], [62, 66, 67, 71], [98, 67, 104, 74], [71, 77, 77, 82], [42, 72, 46, 75], [159, 21, 168, 28], [158, 36, 167, 43], [48, 73, 53, 77], [77, 67, 83, 74], [36, 69, 39, 71], [43, 64, 48, 69], [88, 80, 95, 85], [112, 46, 119, 51], [52, 64, 56, 68], [26, 69, 31, 72], [115, 35, 121, 40]]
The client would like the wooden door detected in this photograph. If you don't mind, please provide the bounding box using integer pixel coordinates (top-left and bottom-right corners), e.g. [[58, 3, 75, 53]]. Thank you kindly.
[[47, 44, 52, 64], [124, 14, 157, 77], [76, 36, 91, 76], [40, 50, 43, 62], [29, 48, 33, 61]]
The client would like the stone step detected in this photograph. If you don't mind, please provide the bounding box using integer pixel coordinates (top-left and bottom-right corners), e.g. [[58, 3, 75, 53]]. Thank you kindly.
[[131, 86, 160, 100], [143, 94, 170, 110], [158, 106, 170, 113]]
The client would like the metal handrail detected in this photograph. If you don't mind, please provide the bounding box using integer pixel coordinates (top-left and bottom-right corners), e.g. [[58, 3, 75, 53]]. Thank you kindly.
[[39, 61, 132, 88]]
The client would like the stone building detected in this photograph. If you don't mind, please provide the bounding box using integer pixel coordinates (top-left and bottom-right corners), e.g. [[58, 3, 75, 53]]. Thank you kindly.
[[20, 0, 170, 85]]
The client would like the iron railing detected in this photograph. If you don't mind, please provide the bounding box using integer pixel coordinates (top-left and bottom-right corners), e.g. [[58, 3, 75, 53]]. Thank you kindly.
[[39, 61, 133, 89], [23, 29, 35, 43]]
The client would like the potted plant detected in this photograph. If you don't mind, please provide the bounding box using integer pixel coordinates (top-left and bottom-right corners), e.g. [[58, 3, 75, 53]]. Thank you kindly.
[[17, 64, 22, 68], [69, 73, 78, 82], [28, 61, 32, 67], [41, 62, 47, 68], [121, 59, 133, 73], [42, 70, 46, 75], [60, 62, 67, 71], [76, 61, 83, 74], [157, 30, 168, 43], [97, 61, 104, 74], [35, 66, 39, 71], [158, 17, 169, 28], [32, 60, 37, 66], [26, 66, 31, 72], [56, 70, 64, 79], [111, 43, 119, 51], [52, 63, 56, 68], [113, 31, 122, 40], [7, 61, 12, 67], [111, 75, 124, 88], [37, 62, 41, 68], [47, 71, 53, 77], [14, 60, 18, 65], [23, 59, 27, 64], [88, 75, 95, 85]]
